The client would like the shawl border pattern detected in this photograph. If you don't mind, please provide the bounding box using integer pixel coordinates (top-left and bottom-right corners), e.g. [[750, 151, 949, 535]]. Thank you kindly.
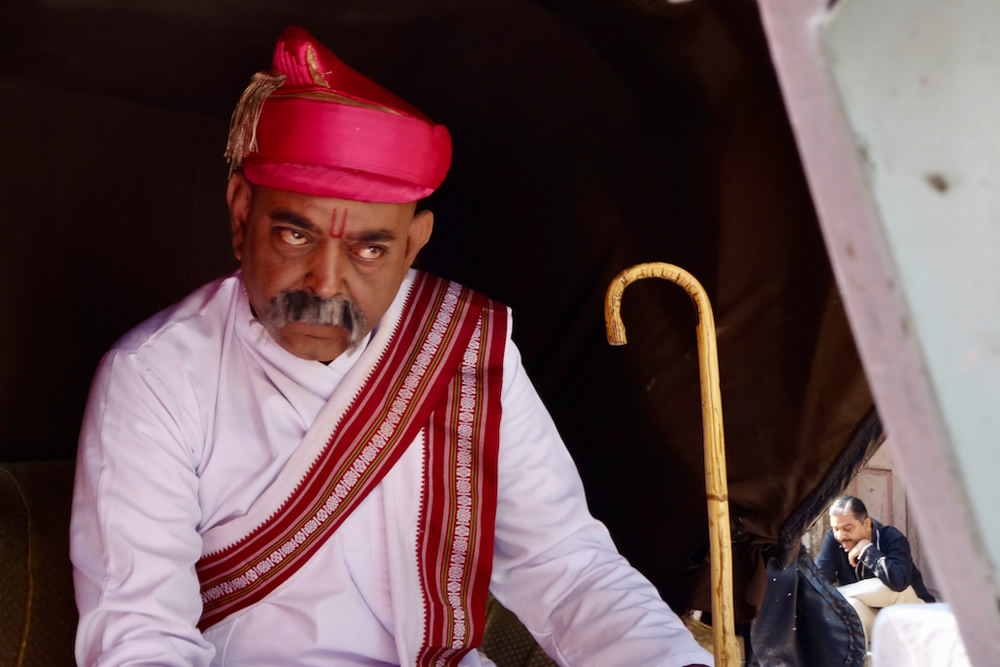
[[195, 273, 504, 638]]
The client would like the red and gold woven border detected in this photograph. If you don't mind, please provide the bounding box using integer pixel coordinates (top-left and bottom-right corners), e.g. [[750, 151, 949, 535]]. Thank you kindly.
[[416, 301, 506, 665]]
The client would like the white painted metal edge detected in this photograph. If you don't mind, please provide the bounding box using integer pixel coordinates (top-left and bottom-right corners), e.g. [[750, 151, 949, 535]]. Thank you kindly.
[[755, 0, 1000, 663]]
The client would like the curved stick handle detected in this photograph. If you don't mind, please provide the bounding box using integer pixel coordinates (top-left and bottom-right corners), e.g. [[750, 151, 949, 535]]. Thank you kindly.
[[605, 262, 740, 667]]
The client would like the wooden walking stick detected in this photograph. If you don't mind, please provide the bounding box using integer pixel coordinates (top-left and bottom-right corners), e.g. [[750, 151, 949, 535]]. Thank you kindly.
[[605, 262, 740, 667]]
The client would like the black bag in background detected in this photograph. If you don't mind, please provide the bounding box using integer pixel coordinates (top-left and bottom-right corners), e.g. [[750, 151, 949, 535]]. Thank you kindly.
[[750, 544, 866, 667]]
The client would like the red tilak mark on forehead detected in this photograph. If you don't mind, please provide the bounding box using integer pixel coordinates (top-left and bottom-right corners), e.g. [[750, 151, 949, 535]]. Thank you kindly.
[[330, 208, 348, 238]]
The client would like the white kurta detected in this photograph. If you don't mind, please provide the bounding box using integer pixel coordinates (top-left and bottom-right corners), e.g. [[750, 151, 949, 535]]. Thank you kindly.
[[71, 270, 713, 667]]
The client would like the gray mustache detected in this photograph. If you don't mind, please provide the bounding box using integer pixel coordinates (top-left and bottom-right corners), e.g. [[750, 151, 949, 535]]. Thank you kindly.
[[262, 290, 368, 346]]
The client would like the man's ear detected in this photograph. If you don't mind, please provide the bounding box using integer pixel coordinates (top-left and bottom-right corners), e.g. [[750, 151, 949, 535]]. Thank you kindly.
[[863, 517, 872, 533], [404, 209, 434, 266], [227, 173, 253, 261]]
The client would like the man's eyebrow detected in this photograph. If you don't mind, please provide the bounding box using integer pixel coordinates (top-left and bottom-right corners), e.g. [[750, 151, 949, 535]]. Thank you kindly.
[[270, 209, 318, 232], [348, 229, 398, 243]]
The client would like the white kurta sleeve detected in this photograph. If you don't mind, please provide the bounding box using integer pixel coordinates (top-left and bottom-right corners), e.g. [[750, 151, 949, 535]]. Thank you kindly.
[[489, 325, 713, 667], [71, 350, 215, 666]]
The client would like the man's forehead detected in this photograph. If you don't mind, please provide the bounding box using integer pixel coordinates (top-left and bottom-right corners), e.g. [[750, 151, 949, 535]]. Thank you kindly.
[[830, 513, 860, 527], [255, 186, 412, 227]]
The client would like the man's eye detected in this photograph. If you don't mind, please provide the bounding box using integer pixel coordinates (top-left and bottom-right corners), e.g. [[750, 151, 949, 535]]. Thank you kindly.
[[352, 245, 386, 261], [277, 228, 310, 246]]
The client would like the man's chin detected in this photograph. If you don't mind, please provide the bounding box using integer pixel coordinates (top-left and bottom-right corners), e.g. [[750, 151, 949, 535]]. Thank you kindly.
[[274, 324, 353, 361]]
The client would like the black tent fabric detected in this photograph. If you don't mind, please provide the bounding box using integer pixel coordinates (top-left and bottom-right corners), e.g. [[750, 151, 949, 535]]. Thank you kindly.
[[0, 0, 875, 622]]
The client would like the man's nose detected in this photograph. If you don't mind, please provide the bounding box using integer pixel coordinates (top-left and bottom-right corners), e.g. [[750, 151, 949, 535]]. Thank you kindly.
[[304, 240, 345, 298]]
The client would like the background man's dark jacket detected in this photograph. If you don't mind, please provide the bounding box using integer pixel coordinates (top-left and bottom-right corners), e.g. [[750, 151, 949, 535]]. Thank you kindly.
[[816, 519, 935, 603]]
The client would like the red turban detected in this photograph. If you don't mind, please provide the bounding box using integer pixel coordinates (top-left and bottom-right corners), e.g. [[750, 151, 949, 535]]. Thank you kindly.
[[226, 26, 452, 203]]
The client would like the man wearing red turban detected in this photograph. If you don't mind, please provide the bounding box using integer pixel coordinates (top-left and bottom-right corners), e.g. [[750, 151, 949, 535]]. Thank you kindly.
[[70, 26, 712, 667]]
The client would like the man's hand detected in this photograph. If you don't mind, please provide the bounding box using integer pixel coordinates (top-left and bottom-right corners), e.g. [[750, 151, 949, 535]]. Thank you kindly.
[[848, 538, 872, 567]]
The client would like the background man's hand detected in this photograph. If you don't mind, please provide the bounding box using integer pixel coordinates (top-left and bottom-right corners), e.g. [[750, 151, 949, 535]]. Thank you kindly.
[[848, 538, 872, 567]]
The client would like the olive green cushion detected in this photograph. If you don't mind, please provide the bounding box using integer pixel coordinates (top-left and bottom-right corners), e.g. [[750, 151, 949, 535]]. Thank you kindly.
[[0, 460, 77, 666], [481, 596, 558, 667]]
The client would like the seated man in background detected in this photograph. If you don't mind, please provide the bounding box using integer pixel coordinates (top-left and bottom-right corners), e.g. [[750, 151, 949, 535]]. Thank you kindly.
[[69, 26, 712, 667], [817, 495, 935, 643]]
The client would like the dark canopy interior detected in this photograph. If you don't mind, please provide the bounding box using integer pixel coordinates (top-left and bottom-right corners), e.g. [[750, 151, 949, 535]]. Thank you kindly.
[[0, 0, 875, 620]]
